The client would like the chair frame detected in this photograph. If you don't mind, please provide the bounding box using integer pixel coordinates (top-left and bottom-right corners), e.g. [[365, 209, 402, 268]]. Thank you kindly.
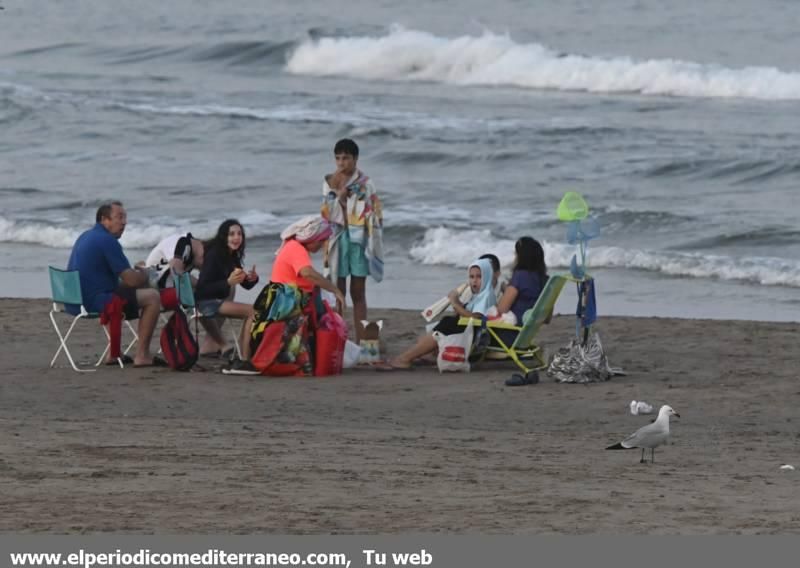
[[48, 267, 138, 372], [158, 271, 242, 359], [458, 273, 572, 373]]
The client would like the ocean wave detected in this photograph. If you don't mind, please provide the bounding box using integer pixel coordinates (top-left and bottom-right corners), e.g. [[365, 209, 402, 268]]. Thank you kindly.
[[10, 43, 85, 57], [594, 205, 695, 234], [642, 157, 800, 184], [191, 40, 297, 66], [408, 227, 800, 287], [679, 227, 800, 250], [286, 26, 800, 101], [109, 99, 553, 136]]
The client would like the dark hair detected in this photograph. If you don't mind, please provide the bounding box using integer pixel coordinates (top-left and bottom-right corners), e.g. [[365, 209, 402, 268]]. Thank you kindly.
[[514, 236, 547, 279], [479, 253, 501, 273], [205, 219, 246, 263], [334, 138, 359, 158], [96, 201, 123, 223]]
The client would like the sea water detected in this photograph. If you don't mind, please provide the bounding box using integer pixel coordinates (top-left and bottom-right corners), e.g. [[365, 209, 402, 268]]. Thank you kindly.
[[1, 0, 799, 321]]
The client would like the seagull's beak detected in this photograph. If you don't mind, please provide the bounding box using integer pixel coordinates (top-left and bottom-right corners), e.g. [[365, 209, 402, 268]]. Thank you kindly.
[[673, 411, 681, 418]]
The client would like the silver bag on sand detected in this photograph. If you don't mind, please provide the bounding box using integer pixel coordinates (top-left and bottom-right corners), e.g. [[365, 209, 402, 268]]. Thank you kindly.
[[546, 332, 622, 384]]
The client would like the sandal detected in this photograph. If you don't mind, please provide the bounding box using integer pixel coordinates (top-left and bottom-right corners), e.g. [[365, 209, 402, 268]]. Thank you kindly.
[[133, 356, 169, 368], [505, 371, 539, 386], [105, 354, 134, 366]]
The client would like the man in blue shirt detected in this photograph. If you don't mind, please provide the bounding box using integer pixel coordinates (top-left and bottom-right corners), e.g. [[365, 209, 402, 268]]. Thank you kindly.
[[67, 201, 163, 367]]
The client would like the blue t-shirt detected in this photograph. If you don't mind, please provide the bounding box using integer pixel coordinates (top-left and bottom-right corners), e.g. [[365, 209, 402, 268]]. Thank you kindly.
[[509, 269, 546, 323], [66, 223, 131, 314]]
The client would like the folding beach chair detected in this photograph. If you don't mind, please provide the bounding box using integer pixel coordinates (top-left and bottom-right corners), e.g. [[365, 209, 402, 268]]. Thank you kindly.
[[458, 273, 569, 374], [48, 267, 138, 372], [159, 271, 241, 358]]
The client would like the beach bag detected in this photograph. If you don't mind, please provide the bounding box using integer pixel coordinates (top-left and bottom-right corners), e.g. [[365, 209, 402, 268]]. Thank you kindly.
[[251, 315, 312, 377], [433, 322, 474, 373], [159, 309, 198, 371], [314, 300, 348, 377], [266, 284, 300, 321], [342, 340, 362, 369]]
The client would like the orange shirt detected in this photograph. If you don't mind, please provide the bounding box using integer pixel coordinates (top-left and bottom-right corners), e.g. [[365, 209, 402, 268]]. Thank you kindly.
[[271, 239, 313, 292]]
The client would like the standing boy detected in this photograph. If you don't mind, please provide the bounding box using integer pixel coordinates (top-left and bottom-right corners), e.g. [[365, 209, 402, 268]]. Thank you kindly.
[[321, 138, 384, 341]]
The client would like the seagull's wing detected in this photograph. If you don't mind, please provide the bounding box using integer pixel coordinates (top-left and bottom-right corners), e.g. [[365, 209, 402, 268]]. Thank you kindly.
[[620, 420, 669, 449]]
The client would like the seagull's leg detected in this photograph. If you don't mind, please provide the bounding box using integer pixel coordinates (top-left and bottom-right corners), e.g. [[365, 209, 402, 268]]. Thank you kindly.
[[652, 448, 655, 464], [640, 448, 646, 463]]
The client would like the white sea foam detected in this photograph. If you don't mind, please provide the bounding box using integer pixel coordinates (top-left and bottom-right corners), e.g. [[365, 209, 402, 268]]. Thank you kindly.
[[0, 211, 284, 250], [286, 26, 800, 101], [111, 100, 544, 135], [408, 227, 800, 287]]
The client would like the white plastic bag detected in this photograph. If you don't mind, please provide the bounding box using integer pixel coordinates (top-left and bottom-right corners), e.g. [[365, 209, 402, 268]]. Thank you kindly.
[[342, 340, 361, 369], [433, 324, 474, 373], [320, 288, 337, 306]]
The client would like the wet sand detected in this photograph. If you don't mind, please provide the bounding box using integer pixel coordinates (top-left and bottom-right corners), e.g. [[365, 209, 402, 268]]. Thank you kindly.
[[2, 298, 799, 533]]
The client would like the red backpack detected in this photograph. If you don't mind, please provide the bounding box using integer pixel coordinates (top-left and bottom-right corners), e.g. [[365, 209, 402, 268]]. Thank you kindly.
[[159, 310, 198, 371]]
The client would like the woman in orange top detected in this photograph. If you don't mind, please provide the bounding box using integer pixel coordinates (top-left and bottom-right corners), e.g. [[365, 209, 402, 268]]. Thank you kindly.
[[271, 215, 345, 308]]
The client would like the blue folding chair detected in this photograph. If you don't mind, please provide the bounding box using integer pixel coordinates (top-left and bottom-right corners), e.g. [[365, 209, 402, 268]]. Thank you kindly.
[[48, 267, 137, 372]]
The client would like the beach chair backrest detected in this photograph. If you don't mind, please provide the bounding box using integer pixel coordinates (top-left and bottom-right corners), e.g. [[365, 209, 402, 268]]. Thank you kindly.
[[48, 267, 83, 306], [511, 274, 567, 349], [174, 271, 196, 308]]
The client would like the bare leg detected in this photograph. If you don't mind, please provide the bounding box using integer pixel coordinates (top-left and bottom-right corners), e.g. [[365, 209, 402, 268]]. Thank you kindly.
[[199, 318, 227, 354], [238, 315, 254, 360], [350, 275, 367, 342], [217, 301, 254, 360], [134, 288, 160, 366], [389, 334, 438, 368], [640, 449, 646, 464]]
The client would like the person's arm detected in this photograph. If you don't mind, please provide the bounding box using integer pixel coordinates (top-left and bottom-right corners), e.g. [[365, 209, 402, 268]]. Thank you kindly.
[[495, 285, 519, 315], [196, 248, 233, 299], [103, 237, 144, 287], [322, 178, 346, 226], [299, 266, 346, 309], [119, 267, 148, 288], [447, 289, 483, 319], [241, 264, 260, 290]]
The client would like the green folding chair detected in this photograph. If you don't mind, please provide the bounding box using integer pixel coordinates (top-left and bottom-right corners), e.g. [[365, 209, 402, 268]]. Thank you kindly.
[[48, 267, 138, 372], [458, 273, 569, 373], [159, 271, 241, 359]]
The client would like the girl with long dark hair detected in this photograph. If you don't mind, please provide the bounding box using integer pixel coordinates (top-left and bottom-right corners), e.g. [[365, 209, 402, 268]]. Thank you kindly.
[[195, 219, 260, 364]]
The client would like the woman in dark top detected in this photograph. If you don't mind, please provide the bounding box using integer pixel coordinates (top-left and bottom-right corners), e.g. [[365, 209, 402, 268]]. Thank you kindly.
[[195, 219, 260, 362], [495, 236, 548, 323]]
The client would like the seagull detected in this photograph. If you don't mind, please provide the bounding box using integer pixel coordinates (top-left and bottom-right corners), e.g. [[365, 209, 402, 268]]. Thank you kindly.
[[606, 405, 680, 463]]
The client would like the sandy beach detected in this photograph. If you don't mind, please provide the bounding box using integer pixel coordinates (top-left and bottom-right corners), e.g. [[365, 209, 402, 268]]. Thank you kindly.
[[2, 297, 799, 534]]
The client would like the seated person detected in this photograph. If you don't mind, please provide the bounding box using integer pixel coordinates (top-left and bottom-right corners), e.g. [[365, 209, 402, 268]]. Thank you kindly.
[[491, 236, 549, 325], [385, 258, 495, 370], [66, 201, 163, 367], [421, 252, 504, 323], [195, 220, 260, 365], [478, 253, 506, 300], [145, 232, 205, 289], [222, 215, 345, 376], [144, 231, 227, 357], [271, 216, 345, 304]]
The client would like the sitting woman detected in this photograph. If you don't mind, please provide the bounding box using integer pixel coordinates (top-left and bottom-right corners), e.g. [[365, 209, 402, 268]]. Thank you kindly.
[[491, 236, 549, 325], [385, 258, 496, 370], [195, 219, 260, 369], [240, 216, 347, 377], [271, 216, 346, 307]]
